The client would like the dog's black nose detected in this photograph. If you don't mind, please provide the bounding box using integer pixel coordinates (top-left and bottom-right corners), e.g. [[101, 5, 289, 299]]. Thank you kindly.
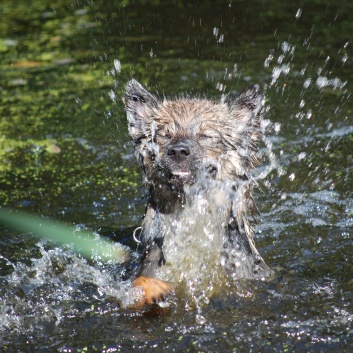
[[167, 141, 191, 162]]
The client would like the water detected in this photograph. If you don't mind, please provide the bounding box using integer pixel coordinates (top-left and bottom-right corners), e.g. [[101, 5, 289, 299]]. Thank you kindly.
[[1, 0, 353, 351]]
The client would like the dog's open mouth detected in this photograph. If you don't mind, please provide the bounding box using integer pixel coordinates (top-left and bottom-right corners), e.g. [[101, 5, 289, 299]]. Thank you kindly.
[[169, 170, 193, 185]]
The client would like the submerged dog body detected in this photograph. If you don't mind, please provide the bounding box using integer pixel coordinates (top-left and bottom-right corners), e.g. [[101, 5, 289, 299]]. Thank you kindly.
[[124, 79, 271, 303]]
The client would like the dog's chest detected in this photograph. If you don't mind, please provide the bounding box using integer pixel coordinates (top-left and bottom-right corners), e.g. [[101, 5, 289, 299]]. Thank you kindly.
[[155, 190, 231, 284]]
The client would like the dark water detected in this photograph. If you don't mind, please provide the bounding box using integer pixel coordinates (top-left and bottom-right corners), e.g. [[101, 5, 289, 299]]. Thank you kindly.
[[1, 0, 353, 351]]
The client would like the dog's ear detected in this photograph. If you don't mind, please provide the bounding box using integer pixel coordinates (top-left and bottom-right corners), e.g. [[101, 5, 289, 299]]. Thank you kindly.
[[226, 85, 264, 126], [225, 85, 264, 150], [124, 79, 158, 141]]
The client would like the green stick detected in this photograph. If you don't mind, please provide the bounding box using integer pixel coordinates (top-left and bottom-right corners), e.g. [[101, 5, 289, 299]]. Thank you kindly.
[[0, 208, 129, 263]]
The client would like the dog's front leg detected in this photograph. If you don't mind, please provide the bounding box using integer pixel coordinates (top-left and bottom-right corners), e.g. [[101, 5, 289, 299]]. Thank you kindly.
[[130, 240, 173, 308], [131, 276, 172, 308]]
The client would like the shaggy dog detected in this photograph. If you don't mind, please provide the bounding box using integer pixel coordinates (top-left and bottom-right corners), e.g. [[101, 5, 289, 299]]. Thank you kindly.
[[124, 79, 271, 307]]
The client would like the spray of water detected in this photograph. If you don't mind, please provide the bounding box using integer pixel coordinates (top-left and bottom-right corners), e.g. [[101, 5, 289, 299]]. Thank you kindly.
[[0, 244, 133, 332]]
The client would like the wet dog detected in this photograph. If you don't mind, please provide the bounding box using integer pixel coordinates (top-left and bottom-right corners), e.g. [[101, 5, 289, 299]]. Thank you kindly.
[[124, 79, 272, 308]]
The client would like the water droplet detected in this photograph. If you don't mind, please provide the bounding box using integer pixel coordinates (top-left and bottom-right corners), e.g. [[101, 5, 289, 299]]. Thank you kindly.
[[342, 54, 348, 64], [216, 82, 225, 92], [274, 122, 281, 133], [298, 152, 306, 160], [303, 78, 311, 88], [113, 59, 121, 73], [295, 8, 302, 19], [109, 90, 116, 102], [264, 54, 273, 68], [218, 34, 224, 43]]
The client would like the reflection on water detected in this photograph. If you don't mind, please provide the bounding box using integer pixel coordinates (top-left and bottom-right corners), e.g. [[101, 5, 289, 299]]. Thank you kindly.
[[1, 0, 353, 351]]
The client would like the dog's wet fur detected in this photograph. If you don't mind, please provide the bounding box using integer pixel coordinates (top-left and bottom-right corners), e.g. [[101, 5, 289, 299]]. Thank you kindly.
[[124, 79, 272, 308]]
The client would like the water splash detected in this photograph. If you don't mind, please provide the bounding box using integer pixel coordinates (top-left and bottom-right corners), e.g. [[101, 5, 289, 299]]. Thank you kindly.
[[267, 41, 295, 87], [0, 243, 134, 332], [315, 76, 347, 90]]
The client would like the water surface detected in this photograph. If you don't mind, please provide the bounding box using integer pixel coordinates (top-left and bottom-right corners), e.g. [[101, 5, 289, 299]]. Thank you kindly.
[[1, 0, 353, 351]]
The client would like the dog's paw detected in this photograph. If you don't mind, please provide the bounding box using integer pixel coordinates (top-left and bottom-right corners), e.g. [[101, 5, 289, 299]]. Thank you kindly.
[[131, 276, 173, 308]]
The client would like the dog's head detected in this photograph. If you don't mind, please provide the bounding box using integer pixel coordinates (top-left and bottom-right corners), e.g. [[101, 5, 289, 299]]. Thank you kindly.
[[124, 79, 264, 195]]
